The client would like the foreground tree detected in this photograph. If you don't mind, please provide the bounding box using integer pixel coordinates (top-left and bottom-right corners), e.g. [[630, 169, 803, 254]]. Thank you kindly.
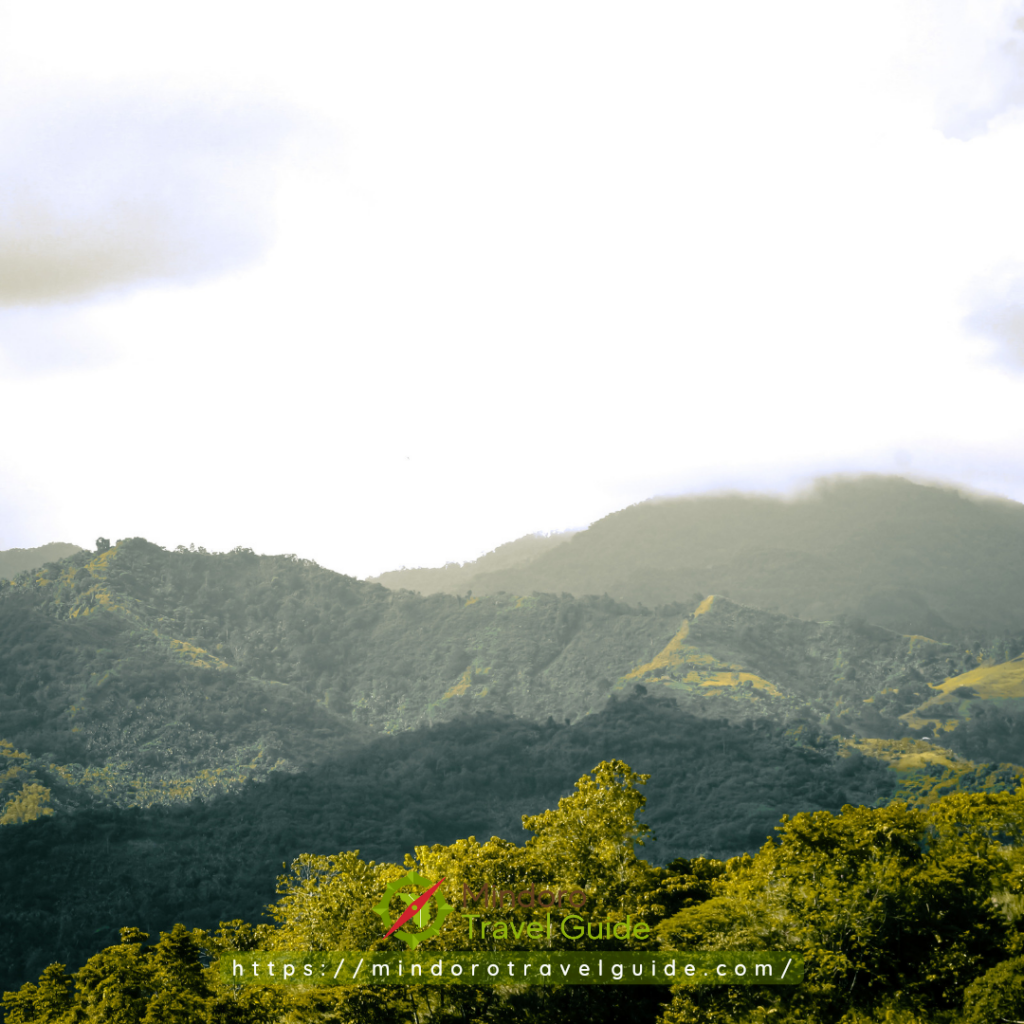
[[10, 765, 1024, 1024], [658, 794, 1019, 1023]]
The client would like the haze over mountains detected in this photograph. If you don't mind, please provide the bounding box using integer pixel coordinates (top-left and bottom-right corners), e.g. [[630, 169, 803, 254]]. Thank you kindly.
[[371, 476, 1024, 637], [9, 476, 1024, 642]]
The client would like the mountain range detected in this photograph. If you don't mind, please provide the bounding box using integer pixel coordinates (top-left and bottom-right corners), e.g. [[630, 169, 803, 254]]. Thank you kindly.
[[4, 474, 1024, 991]]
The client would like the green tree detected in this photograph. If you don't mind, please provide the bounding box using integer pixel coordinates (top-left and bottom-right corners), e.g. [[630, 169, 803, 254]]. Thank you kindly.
[[72, 928, 155, 1023], [0, 963, 80, 1024], [658, 797, 1013, 1023], [962, 955, 1024, 1024], [268, 851, 404, 951], [521, 759, 653, 887]]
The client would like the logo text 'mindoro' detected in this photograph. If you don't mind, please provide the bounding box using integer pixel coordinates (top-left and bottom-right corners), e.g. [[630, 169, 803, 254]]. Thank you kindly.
[[462, 882, 587, 911]]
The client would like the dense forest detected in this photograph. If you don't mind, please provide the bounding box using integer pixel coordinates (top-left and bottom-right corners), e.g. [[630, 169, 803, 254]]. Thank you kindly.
[[4, 534, 1021, 778], [0, 691, 914, 992], [372, 476, 1024, 636], [0, 537, 691, 753], [8, 759, 1024, 1023]]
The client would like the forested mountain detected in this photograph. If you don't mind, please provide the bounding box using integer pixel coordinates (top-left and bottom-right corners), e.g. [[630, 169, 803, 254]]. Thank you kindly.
[[0, 543, 82, 582], [0, 538, 689, 768], [7, 531, 1024, 1007], [371, 476, 1024, 636], [4, 535, 1024, 791]]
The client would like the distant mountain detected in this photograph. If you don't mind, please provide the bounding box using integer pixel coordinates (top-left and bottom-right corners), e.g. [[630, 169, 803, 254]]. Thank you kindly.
[[372, 476, 1024, 637], [368, 529, 578, 594], [0, 542, 83, 581]]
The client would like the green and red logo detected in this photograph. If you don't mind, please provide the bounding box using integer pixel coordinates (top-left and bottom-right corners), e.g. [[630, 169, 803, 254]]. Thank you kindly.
[[372, 871, 455, 949]]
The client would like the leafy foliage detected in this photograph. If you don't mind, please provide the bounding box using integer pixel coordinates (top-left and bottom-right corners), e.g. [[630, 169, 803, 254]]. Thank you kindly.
[[657, 791, 1024, 1022], [9, 763, 1024, 1023], [0, 693, 903, 992], [6, 533, 1024, 1020]]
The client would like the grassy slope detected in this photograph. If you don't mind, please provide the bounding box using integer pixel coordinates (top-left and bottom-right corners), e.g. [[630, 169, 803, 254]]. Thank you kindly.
[[902, 655, 1024, 728], [619, 592, 955, 727], [844, 736, 1024, 805]]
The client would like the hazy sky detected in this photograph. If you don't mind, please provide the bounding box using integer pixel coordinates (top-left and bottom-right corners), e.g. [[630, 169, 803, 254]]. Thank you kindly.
[[3, 1, 1024, 577]]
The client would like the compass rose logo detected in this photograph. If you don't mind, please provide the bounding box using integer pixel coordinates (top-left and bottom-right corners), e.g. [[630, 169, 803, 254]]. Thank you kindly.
[[372, 870, 454, 949]]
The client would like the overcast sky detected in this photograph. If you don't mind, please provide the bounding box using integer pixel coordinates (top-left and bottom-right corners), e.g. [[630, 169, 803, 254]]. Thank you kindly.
[[3, 0, 1024, 578]]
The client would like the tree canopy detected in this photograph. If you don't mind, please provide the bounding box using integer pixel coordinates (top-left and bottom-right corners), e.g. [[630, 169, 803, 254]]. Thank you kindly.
[[8, 761, 1024, 1023]]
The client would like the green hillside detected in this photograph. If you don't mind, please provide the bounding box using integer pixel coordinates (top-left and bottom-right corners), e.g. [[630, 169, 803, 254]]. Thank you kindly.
[[4, 535, 1024, 850], [0, 538, 692, 772], [6, 537, 1024, 1009], [3, 535, 1003, 787], [5, 536, 1024, 790], [372, 475, 1024, 636]]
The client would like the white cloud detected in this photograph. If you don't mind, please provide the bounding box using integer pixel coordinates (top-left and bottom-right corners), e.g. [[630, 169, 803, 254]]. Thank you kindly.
[[0, 89, 301, 307], [964, 265, 1024, 368], [906, 0, 1024, 139], [4, 2, 1024, 573], [0, 304, 113, 376]]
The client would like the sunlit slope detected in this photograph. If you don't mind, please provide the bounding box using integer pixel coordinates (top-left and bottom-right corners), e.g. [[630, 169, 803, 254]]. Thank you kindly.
[[902, 654, 1024, 730], [375, 476, 1024, 636], [842, 736, 1024, 805], [935, 655, 1024, 699], [601, 593, 990, 743], [613, 596, 783, 701]]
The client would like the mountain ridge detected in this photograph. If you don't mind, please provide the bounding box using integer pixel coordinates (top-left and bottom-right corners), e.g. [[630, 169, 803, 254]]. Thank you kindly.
[[4, 534, 1023, 787], [369, 475, 1024, 636]]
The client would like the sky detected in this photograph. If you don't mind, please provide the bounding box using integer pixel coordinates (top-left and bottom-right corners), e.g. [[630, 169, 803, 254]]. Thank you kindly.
[[3, 0, 1024, 578]]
